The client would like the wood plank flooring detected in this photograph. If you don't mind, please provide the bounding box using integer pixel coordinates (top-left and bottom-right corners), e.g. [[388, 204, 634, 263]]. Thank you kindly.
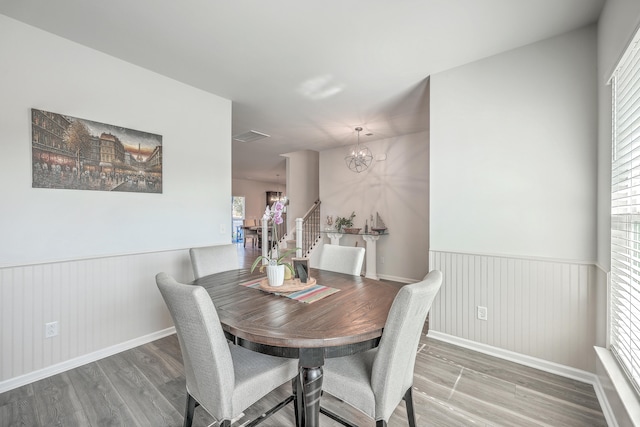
[[0, 244, 607, 426]]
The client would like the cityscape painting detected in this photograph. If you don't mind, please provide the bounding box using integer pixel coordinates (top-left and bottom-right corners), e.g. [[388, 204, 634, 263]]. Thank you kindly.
[[31, 108, 163, 193]]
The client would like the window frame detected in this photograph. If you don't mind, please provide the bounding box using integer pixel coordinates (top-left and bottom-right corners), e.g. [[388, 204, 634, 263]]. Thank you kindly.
[[610, 27, 640, 397]]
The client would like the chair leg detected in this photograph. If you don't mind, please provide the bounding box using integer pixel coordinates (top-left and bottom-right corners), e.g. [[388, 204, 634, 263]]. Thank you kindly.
[[292, 376, 301, 427], [183, 393, 197, 427], [245, 395, 294, 427], [403, 387, 416, 427], [375, 420, 387, 427], [320, 406, 359, 427]]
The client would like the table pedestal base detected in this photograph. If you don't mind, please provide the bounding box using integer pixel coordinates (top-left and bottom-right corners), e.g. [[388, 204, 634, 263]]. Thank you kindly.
[[297, 348, 324, 427], [300, 367, 322, 426]]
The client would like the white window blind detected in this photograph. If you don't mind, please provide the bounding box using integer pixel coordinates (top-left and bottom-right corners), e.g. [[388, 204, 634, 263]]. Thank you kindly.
[[611, 28, 640, 396]]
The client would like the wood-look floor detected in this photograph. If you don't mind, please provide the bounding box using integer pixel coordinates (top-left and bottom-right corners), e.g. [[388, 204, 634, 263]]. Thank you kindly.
[[0, 244, 607, 426]]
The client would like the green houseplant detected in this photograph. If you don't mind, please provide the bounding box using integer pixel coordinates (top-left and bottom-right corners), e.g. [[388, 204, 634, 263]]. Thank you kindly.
[[334, 211, 356, 232]]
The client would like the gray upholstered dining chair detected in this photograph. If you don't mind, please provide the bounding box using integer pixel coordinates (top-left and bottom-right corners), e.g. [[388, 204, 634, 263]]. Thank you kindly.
[[317, 244, 365, 276], [319, 270, 443, 427], [189, 244, 239, 279], [156, 272, 299, 427]]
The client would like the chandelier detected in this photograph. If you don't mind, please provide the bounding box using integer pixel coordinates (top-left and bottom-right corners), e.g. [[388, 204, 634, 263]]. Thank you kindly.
[[345, 127, 373, 173]]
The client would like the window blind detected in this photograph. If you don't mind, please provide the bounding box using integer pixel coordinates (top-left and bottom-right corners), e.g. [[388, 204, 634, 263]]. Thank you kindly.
[[611, 29, 640, 396]]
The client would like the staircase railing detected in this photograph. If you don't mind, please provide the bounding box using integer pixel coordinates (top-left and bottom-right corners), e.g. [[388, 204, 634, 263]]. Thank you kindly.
[[296, 199, 321, 257], [261, 200, 321, 261]]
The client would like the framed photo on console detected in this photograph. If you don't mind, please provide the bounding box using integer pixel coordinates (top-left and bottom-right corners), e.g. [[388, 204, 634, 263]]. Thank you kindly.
[[292, 257, 309, 283]]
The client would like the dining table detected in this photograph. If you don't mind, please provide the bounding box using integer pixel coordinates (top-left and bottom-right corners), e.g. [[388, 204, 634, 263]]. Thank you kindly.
[[191, 267, 401, 427]]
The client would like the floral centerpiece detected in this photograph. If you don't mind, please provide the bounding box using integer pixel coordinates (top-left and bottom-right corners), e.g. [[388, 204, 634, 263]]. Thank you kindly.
[[251, 200, 296, 286]]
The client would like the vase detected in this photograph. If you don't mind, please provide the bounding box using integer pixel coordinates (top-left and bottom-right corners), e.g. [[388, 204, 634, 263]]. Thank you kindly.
[[284, 265, 293, 280], [266, 264, 285, 287]]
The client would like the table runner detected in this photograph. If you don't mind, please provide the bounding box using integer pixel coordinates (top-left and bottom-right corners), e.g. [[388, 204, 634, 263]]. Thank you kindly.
[[239, 277, 340, 304]]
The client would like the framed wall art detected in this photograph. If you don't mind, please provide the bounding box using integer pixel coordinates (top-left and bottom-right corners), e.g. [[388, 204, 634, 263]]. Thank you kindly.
[[31, 108, 163, 193]]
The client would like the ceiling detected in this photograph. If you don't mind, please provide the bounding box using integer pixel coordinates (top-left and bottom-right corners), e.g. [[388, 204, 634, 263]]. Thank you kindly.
[[0, 0, 605, 183]]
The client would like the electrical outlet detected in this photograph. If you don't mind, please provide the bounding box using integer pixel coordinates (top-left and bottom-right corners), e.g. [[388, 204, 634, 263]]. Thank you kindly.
[[220, 224, 226, 234], [45, 321, 59, 338], [477, 306, 488, 321], [381, 256, 385, 264]]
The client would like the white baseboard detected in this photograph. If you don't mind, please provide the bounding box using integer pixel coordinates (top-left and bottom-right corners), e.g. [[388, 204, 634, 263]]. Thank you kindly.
[[0, 327, 176, 394], [426, 331, 621, 426], [377, 273, 414, 284], [427, 331, 597, 384]]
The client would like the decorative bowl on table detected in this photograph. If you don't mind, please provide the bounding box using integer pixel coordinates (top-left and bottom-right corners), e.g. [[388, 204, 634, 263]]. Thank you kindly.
[[343, 227, 361, 234], [371, 227, 387, 234]]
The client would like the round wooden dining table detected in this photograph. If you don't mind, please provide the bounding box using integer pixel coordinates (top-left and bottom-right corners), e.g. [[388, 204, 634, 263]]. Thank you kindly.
[[192, 267, 401, 427]]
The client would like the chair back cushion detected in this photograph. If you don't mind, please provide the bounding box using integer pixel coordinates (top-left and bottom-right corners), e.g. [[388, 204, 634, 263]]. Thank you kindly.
[[156, 272, 235, 419], [317, 244, 365, 275], [189, 244, 239, 279], [371, 270, 443, 421]]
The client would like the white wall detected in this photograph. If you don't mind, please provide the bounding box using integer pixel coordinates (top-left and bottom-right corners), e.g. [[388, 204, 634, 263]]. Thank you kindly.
[[431, 26, 597, 262], [320, 132, 429, 282], [232, 178, 282, 222], [284, 150, 320, 232], [430, 26, 599, 372], [0, 15, 232, 268], [0, 15, 232, 390]]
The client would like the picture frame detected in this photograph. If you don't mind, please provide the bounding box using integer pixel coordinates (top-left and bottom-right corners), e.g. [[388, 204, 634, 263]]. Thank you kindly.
[[31, 108, 163, 193], [292, 257, 309, 283]]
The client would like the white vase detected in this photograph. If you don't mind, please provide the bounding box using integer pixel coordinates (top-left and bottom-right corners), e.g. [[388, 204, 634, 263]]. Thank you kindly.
[[266, 264, 285, 287]]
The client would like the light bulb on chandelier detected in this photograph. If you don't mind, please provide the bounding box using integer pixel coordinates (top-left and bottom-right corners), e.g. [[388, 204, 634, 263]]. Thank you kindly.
[[345, 126, 373, 173]]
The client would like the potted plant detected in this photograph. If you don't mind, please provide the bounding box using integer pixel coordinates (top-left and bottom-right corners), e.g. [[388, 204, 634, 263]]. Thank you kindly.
[[334, 211, 358, 233], [251, 200, 296, 286]]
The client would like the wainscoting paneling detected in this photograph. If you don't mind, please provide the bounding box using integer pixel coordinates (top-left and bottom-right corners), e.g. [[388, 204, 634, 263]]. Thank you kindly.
[[429, 250, 597, 372], [0, 250, 193, 390]]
